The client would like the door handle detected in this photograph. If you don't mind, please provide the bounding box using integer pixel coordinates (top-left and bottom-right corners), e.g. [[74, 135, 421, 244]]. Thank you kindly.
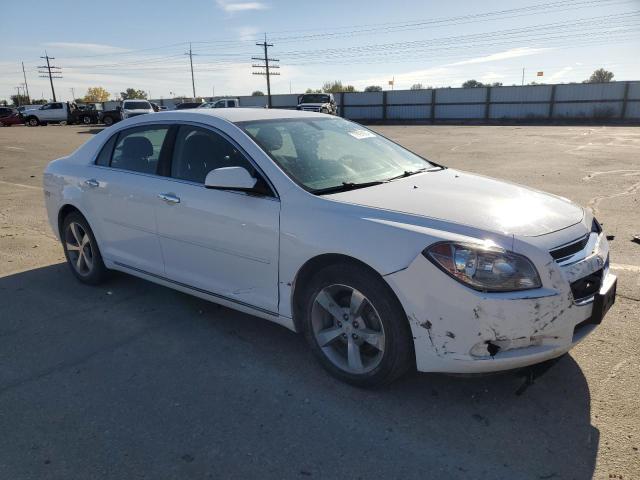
[[85, 179, 99, 188], [158, 193, 180, 204]]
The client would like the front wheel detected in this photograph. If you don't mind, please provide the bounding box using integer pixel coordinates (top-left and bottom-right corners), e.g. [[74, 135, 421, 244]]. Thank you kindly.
[[82, 115, 91, 124], [27, 116, 39, 126], [102, 116, 113, 126], [301, 263, 414, 387], [62, 212, 108, 285]]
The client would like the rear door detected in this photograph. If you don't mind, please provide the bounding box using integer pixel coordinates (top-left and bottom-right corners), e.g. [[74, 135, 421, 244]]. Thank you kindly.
[[83, 124, 172, 275], [154, 123, 280, 314]]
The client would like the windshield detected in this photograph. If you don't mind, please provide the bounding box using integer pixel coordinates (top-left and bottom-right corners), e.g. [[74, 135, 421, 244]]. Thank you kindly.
[[240, 117, 436, 192], [300, 94, 330, 104], [124, 101, 151, 110]]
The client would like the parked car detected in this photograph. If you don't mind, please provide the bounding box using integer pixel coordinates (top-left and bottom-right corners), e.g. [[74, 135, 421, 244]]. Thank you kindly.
[[121, 99, 154, 119], [22, 102, 73, 126], [17, 104, 44, 115], [175, 101, 204, 110], [297, 93, 337, 114], [199, 98, 239, 108], [150, 102, 167, 112], [0, 107, 23, 126], [69, 103, 102, 125], [43, 109, 616, 387], [99, 107, 122, 126]]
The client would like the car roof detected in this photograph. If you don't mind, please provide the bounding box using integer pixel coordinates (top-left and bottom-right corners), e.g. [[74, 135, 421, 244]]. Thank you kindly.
[[153, 107, 330, 123]]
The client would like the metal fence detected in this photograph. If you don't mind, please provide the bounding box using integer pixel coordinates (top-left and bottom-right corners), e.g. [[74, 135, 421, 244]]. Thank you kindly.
[[152, 81, 640, 122]]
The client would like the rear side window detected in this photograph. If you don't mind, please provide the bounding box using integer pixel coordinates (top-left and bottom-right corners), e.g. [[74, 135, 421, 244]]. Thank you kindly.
[[110, 125, 169, 174], [95, 134, 117, 166]]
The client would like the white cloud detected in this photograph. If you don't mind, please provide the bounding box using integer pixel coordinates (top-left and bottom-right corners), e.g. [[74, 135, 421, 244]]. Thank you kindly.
[[480, 72, 505, 83], [548, 66, 573, 82], [43, 42, 128, 54], [448, 47, 552, 66], [216, 0, 267, 12], [237, 26, 260, 41]]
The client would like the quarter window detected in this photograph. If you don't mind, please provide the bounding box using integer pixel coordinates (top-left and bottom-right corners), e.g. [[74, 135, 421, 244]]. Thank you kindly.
[[110, 125, 169, 174], [170, 125, 254, 184], [95, 134, 117, 166]]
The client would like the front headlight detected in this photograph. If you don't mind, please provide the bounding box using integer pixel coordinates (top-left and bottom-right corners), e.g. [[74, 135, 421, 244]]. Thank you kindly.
[[424, 242, 542, 292]]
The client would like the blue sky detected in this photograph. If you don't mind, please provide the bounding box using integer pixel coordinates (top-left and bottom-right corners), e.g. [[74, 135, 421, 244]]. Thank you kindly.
[[2, 0, 639, 101]]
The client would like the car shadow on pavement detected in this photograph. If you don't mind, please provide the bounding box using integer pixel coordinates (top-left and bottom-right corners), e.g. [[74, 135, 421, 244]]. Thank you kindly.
[[0, 263, 598, 480], [76, 128, 104, 135]]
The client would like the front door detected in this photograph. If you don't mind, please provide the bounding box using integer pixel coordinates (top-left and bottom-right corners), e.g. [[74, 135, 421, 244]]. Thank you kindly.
[[154, 124, 280, 314]]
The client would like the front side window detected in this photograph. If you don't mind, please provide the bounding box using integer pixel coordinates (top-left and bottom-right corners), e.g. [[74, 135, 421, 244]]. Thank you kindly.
[[110, 125, 169, 174], [51, 103, 63, 109], [170, 125, 254, 184], [240, 117, 434, 192]]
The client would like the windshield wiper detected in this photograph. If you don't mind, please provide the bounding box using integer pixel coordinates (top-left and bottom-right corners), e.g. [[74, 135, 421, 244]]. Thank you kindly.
[[386, 166, 443, 181], [313, 180, 387, 195]]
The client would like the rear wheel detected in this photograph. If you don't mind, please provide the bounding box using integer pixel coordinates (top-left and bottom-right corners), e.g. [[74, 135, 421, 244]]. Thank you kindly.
[[62, 212, 108, 285], [301, 263, 414, 387], [82, 115, 91, 124], [102, 116, 113, 126]]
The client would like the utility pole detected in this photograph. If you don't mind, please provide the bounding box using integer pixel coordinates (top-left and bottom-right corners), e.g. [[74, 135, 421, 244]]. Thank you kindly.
[[252, 34, 279, 108], [185, 43, 196, 99], [70, 87, 76, 102], [21, 62, 30, 101], [521, 68, 525, 86], [38, 52, 62, 101], [15, 86, 23, 106]]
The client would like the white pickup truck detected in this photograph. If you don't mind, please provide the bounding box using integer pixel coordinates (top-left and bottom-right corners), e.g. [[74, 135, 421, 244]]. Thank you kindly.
[[296, 93, 337, 115], [198, 98, 240, 109], [22, 102, 71, 126]]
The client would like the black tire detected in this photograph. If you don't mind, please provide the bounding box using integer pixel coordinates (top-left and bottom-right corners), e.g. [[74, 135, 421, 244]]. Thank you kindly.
[[82, 115, 91, 125], [102, 116, 113, 126], [300, 263, 414, 387], [61, 211, 108, 285], [27, 116, 39, 127]]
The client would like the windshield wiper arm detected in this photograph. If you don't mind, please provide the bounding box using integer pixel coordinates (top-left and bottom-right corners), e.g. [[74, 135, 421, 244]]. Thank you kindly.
[[386, 166, 443, 181], [313, 180, 387, 195]]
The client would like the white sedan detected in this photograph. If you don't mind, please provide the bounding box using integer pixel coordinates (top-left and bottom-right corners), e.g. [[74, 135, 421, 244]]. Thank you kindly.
[[43, 108, 617, 386]]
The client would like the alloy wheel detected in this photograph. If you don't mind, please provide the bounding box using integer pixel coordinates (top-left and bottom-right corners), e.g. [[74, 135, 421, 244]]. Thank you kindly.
[[64, 221, 94, 276], [311, 284, 386, 374]]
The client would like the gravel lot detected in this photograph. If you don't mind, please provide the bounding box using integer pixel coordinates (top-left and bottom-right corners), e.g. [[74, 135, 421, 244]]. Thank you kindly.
[[1, 123, 638, 479]]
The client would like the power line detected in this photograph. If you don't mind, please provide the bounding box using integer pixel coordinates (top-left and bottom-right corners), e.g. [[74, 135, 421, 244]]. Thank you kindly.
[[38, 52, 62, 101], [252, 35, 280, 108]]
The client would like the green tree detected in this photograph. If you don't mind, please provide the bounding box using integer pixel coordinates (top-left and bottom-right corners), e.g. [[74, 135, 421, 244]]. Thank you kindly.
[[322, 80, 357, 93], [364, 85, 382, 92], [410, 83, 424, 90], [120, 88, 148, 100], [84, 86, 111, 103], [462, 79, 484, 88], [251, 90, 264, 96], [31, 99, 47, 105], [10, 94, 30, 106], [584, 68, 614, 83], [305, 88, 322, 94], [0, 99, 8, 106]]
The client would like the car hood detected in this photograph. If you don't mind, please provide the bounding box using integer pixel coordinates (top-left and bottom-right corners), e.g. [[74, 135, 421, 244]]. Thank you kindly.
[[124, 109, 152, 113], [298, 103, 328, 107], [325, 169, 584, 237]]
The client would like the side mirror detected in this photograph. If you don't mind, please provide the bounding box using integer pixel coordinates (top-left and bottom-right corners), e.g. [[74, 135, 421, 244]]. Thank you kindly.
[[204, 166, 258, 192]]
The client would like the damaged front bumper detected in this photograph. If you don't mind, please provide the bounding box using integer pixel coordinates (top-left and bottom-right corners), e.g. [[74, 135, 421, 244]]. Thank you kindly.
[[385, 232, 616, 374]]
